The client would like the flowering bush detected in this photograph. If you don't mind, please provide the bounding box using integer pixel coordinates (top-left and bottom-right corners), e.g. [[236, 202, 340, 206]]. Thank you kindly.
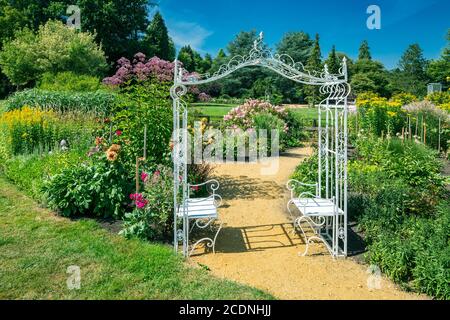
[[356, 92, 406, 136], [223, 99, 287, 131], [198, 92, 212, 102], [426, 91, 450, 113], [43, 136, 134, 218], [103, 53, 199, 86], [120, 165, 174, 240]]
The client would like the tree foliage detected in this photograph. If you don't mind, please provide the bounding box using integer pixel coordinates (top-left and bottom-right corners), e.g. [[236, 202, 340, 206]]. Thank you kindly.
[[0, 20, 107, 86], [305, 34, 322, 105], [358, 40, 372, 60], [143, 11, 175, 61], [0, 0, 153, 65], [326, 45, 340, 74], [392, 44, 429, 97]]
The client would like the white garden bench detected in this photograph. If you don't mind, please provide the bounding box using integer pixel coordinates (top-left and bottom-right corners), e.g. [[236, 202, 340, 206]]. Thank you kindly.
[[287, 179, 343, 256], [177, 179, 223, 257]]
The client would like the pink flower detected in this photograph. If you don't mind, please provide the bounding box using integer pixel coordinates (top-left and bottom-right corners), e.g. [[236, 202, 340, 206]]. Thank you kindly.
[[136, 199, 148, 209], [191, 186, 199, 192], [130, 193, 148, 209], [141, 172, 149, 182], [115, 130, 122, 136]]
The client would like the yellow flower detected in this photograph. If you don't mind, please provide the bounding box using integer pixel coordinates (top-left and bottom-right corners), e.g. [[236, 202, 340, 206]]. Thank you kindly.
[[387, 111, 397, 117]]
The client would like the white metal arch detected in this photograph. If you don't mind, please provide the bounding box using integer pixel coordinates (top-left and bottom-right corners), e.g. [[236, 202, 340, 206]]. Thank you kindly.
[[170, 32, 351, 258]]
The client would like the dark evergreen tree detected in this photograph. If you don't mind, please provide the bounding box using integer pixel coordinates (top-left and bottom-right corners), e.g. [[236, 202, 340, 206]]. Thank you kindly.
[[305, 33, 323, 106], [358, 40, 372, 60], [143, 11, 174, 61], [326, 45, 340, 74]]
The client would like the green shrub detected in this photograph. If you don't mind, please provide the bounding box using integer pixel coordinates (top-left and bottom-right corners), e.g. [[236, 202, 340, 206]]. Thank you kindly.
[[38, 72, 104, 92], [365, 201, 450, 299], [0, 20, 107, 86], [284, 109, 308, 147], [43, 158, 134, 218], [5, 89, 119, 114], [0, 149, 87, 201], [253, 112, 287, 152], [293, 135, 449, 299], [354, 137, 445, 215]]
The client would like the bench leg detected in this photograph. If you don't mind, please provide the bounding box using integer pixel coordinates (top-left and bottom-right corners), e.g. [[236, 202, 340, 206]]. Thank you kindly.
[[188, 218, 223, 257], [295, 216, 331, 256]]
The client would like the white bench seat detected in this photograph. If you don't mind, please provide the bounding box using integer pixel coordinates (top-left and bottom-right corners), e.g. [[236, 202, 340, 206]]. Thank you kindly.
[[292, 198, 344, 217], [177, 197, 218, 219]]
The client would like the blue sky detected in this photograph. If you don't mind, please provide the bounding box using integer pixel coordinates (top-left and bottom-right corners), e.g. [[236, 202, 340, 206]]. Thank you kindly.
[[156, 0, 449, 69]]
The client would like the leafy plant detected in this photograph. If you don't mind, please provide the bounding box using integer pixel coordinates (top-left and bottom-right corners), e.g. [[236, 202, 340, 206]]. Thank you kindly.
[[5, 89, 119, 114], [43, 150, 134, 218], [38, 72, 104, 92], [0, 106, 94, 157]]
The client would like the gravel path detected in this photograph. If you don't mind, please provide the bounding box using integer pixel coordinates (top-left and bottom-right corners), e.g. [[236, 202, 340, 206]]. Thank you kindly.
[[191, 146, 426, 300]]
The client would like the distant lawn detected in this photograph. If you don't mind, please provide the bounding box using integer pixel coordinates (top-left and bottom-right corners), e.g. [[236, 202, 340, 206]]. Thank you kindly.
[[0, 177, 273, 300], [191, 103, 320, 127], [190, 103, 236, 122]]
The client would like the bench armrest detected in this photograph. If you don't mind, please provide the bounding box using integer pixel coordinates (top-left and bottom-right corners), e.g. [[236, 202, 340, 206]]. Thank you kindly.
[[286, 179, 319, 199], [188, 179, 222, 207]]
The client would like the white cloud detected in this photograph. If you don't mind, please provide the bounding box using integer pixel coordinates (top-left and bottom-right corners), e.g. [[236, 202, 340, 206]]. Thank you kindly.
[[167, 21, 213, 52]]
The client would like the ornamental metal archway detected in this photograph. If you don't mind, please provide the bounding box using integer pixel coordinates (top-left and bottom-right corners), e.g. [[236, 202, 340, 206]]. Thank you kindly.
[[170, 32, 351, 258]]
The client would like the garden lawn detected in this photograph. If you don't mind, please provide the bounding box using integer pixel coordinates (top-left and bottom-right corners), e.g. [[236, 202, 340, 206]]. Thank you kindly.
[[0, 177, 272, 299], [191, 103, 320, 126], [190, 103, 236, 122]]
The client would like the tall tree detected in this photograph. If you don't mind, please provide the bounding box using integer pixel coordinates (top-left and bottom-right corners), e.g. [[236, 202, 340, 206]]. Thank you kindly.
[[395, 43, 429, 96], [143, 11, 174, 61], [201, 53, 213, 74], [358, 40, 372, 60], [276, 31, 313, 65], [351, 59, 389, 96], [227, 30, 262, 57], [177, 45, 195, 72], [272, 31, 314, 103], [326, 45, 340, 74], [219, 30, 268, 97], [305, 33, 323, 105]]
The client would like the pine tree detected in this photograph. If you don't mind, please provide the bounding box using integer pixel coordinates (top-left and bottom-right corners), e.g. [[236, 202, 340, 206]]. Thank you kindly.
[[143, 12, 172, 61], [305, 33, 323, 106], [326, 45, 339, 74], [397, 43, 429, 96], [358, 40, 372, 60]]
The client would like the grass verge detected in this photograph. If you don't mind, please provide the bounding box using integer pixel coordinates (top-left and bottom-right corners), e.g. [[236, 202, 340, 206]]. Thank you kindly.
[[0, 177, 273, 300]]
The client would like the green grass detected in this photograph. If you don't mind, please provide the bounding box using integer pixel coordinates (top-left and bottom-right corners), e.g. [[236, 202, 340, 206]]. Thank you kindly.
[[0, 100, 5, 114], [190, 103, 236, 122], [0, 177, 273, 299], [191, 103, 320, 126]]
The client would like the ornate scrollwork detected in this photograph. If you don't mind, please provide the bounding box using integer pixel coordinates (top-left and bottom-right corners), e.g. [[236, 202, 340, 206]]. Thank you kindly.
[[175, 32, 348, 87]]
